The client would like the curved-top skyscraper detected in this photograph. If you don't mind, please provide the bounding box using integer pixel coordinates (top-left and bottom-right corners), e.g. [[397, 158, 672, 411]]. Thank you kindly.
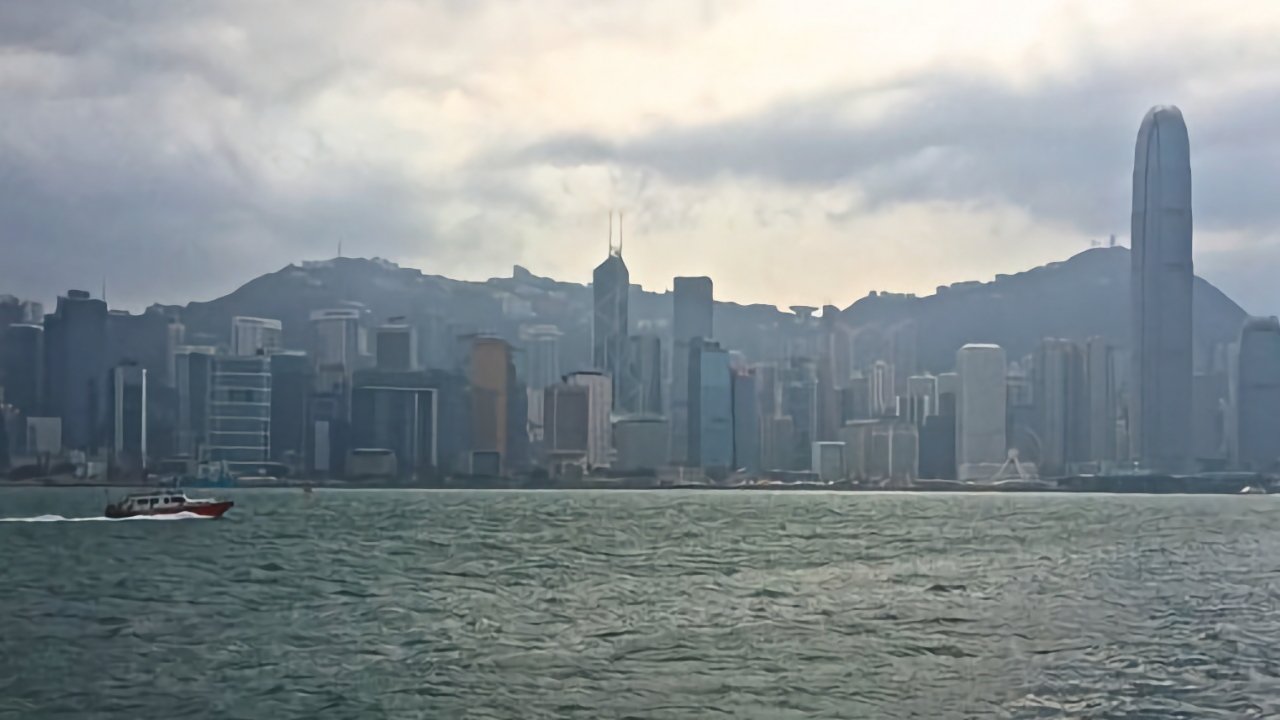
[[1130, 105, 1193, 473]]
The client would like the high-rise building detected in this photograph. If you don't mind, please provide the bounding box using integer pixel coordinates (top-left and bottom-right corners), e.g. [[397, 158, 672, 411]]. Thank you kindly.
[[374, 323, 417, 372], [889, 321, 918, 396], [1, 323, 42, 421], [1192, 371, 1228, 466], [1235, 317, 1280, 471], [566, 370, 612, 469], [936, 372, 959, 416], [1131, 105, 1193, 473], [871, 360, 896, 417], [173, 347, 214, 457], [1084, 337, 1117, 465], [622, 334, 663, 416], [592, 245, 629, 399], [207, 355, 271, 475], [43, 290, 108, 452], [231, 317, 283, 357], [520, 324, 562, 391], [108, 309, 178, 387], [956, 343, 1007, 481], [782, 358, 818, 470], [1034, 339, 1088, 476], [688, 338, 732, 470], [468, 336, 513, 474], [732, 368, 761, 473], [811, 441, 846, 481], [671, 276, 713, 463], [842, 419, 919, 482], [905, 374, 938, 427], [614, 416, 669, 472], [816, 306, 842, 442], [351, 370, 438, 479], [269, 352, 311, 467], [110, 363, 147, 473], [543, 382, 589, 471], [310, 308, 365, 392], [841, 373, 872, 425], [763, 414, 794, 472]]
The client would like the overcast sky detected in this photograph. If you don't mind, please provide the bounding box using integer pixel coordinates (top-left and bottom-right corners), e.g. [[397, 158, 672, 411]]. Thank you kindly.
[[2, 0, 1279, 314]]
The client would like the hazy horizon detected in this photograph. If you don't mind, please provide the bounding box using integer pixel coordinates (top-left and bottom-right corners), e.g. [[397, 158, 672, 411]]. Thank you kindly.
[[3, 1, 1279, 315]]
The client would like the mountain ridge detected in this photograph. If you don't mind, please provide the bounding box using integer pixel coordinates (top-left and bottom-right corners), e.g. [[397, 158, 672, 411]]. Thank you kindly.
[[159, 247, 1247, 374]]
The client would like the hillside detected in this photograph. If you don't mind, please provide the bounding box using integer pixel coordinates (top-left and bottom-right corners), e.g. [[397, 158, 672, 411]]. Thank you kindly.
[[160, 247, 1248, 374]]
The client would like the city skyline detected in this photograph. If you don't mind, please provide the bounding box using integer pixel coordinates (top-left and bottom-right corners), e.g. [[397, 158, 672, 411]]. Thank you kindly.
[[3, 2, 1280, 315]]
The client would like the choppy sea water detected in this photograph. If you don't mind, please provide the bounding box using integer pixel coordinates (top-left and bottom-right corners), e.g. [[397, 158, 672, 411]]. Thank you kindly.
[[2, 488, 1280, 719]]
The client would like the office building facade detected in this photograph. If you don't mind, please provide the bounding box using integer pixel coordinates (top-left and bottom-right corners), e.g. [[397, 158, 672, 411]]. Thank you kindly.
[[207, 355, 271, 474]]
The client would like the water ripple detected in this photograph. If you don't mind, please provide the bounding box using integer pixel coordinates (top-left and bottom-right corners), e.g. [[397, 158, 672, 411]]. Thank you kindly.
[[1, 489, 1278, 718]]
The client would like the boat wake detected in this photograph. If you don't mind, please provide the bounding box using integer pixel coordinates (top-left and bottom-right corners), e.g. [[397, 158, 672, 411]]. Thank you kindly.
[[0, 512, 212, 523]]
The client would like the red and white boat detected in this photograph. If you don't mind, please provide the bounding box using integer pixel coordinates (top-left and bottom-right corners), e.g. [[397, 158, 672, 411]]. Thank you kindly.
[[104, 491, 234, 519]]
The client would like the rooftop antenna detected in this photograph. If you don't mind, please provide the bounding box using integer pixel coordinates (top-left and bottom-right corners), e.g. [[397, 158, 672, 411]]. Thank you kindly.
[[617, 211, 624, 257], [101, 277, 107, 304], [607, 211, 614, 256]]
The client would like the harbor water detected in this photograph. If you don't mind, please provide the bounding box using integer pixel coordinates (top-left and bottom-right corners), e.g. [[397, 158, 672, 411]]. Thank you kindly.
[[2, 488, 1278, 718]]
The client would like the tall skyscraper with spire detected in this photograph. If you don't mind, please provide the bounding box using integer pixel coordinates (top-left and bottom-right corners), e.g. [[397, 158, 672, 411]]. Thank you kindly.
[[1130, 105, 1193, 473], [592, 213, 629, 405]]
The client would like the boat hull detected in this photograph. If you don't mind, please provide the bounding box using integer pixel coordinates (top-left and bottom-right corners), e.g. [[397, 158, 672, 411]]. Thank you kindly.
[[104, 500, 234, 519]]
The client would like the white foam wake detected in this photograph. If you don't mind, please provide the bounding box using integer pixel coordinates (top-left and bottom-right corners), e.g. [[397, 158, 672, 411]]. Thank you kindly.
[[0, 511, 212, 523]]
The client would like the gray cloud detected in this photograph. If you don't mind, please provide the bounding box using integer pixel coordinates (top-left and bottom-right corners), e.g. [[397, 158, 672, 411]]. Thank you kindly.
[[0, 0, 525, 309], [2, 0, 1280, 316], [513, 47, 1280, 240]]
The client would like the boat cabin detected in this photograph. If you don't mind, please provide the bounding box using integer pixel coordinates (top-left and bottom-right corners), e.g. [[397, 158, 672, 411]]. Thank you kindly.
[[116, 493, 192, 512]]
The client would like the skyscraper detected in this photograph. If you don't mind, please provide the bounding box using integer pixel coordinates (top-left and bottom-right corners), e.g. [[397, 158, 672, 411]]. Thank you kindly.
[[871, 360, 895, 417], [1034, 338, 1088, 477], [468, 336, 512, 474], [374, 323, 417, 371], [110, 363, 147, 473], [520, 324, 562, 391], [905, 374, 938, 427], [592, 235, 629, 398], [270, 351, 311, 467], [566, 370, 612, 469], [688, 338, 733, 470], [543, 382, 589, 466], [782, 357, 818, 470], [731, 368, 761, 473], [173, 346, 213, 457], [231, 316, 283, 357], [1, 323, 42, 421], [622, 334, 663, 416], [1084, 337, 1117, 465], [671, 276, 713, 463], [351, 370, 438, 479], [207, 355, 271, 474], [956, 343, 1007, 481], [1235, 317, 1280, 471], [43, 290, 108, 452], [310, 308, 365, 390], [1131, 105, 1193, 473]]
